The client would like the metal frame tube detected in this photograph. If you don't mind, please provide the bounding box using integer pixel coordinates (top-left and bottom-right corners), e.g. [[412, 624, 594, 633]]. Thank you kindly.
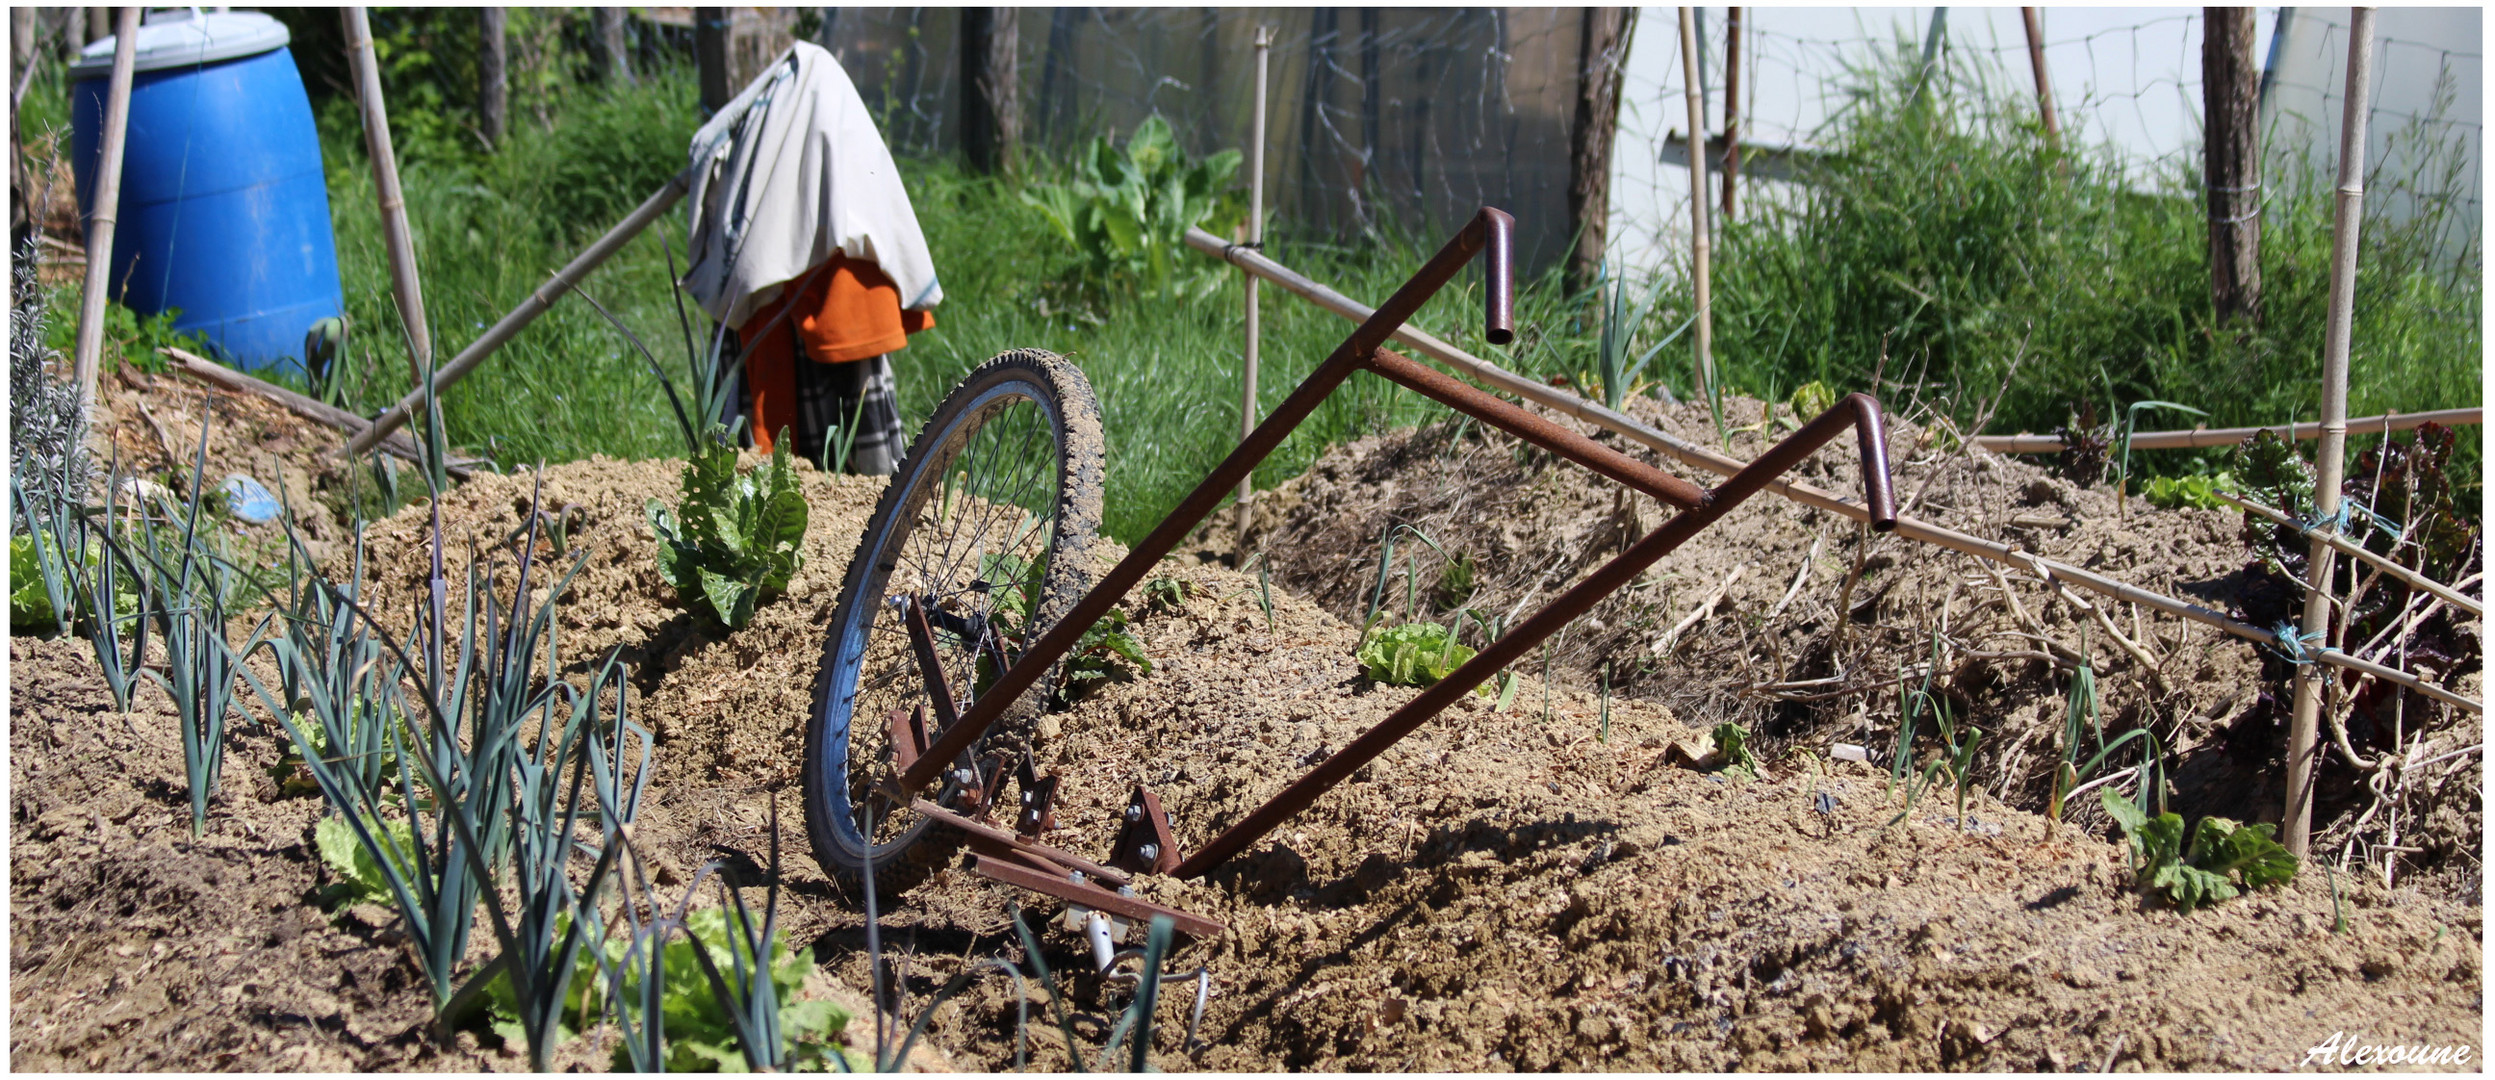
[[898, 209, 1516, 795], [1365, 347, 1707, 509], [1172, 394, 1894, 878]]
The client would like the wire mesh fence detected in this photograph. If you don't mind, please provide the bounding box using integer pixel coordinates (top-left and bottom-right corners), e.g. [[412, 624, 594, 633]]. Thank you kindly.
[[1607, 7, 2480, 280], [818, 7, 1600, 273]]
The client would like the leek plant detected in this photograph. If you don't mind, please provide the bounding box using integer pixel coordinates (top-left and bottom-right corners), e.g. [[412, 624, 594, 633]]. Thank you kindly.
[[118, 411, 270, 836], [239, 464, 652, 1074]]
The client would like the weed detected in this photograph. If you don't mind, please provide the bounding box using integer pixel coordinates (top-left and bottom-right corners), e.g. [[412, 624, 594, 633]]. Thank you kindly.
[[2109, 396, 2209, 504], [1886, 636, 1982, 830], [1061, 608, 1151, 703], [1712, 721, 1759, 777], [1143, 574, 1193, 615]]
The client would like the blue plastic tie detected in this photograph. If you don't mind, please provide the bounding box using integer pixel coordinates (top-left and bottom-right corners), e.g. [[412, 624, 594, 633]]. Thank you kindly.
[[2267, 620, 2328, 666]]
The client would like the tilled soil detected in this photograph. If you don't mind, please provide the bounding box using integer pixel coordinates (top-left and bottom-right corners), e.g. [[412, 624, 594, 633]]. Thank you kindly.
[[10, 434, 2484, 1071], [1238, 393, 2483, 906]]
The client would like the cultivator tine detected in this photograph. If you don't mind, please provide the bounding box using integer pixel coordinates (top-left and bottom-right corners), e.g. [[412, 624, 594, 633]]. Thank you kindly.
[[966, 857, 1224, 939], [902, 596, 962, 731], [888, 707, 930, 774], [1107, 787, 1182, 876], [1014, 758, 1058, 839]]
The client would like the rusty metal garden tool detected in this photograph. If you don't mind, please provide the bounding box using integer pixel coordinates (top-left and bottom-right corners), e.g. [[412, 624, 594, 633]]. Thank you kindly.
[[806, 207, 1896, 938]]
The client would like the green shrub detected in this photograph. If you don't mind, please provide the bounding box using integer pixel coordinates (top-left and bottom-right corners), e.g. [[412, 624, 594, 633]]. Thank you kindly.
[[1676, 40, 2476, 495], [1020, 115, 1244, 301]]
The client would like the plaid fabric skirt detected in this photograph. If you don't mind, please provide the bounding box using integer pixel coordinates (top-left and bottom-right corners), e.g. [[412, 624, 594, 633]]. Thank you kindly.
[[778, 353, 907, 475]]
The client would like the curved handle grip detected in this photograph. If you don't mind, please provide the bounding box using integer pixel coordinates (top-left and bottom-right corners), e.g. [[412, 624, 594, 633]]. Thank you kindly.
[[1479, 208, 1515, 345]]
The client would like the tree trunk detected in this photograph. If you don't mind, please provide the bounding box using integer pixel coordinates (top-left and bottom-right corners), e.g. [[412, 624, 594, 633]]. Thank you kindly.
[[695, 7, 731, 114], [85, 7, 106, 48], [960, 8, 1019, 176], [477, 7, 507, 151], [591, 7, 632, 87], [11, 8, 34, 258], [2203, 6, 2261, 325], [1567, 6, 1633, 296]]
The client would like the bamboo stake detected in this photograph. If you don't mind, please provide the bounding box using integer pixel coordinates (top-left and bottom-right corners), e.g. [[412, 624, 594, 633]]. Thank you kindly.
[[2287, 8, 2375, 859], [1972, 407, 2480, 453], [1184, 226, 2480, 716], [71, 5, 138, 426], [344, 169, 691, 459], [1676, 7, 1713, 400], [2020, 8, 2060, 147], [343, 7, 432, 389], [1238, 25, 1269, 510]]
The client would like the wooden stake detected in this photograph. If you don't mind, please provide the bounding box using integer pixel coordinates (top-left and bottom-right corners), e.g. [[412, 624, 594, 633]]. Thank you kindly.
[[591, 7, 633, 87], [2020, 8, 2060, 147], [1721, 7, 1742, 218], [2286, 7, 2375, 860], [477, 7, 507, 151], [961, 8, 1019, 176], [1676, 7, 1714, 400], [1568, 7, 1633, 296], [70, 5, 137, 428], [695, 6, 730, 114], [344, 7, 432, 390], [2203, 6, 2263, 325]]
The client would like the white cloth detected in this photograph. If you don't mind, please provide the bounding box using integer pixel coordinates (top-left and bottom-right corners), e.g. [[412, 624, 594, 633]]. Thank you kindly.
[[682, 41, 941, 328]]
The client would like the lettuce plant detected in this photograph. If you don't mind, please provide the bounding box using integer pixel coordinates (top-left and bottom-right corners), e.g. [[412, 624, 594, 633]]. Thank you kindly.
[[1357, 622, 1478, 688], [648, 426, 808, 629], [2102, 788, 2297, 912]]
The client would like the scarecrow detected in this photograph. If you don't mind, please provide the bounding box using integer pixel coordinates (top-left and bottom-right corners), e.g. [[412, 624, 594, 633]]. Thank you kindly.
[[683, 41, 939, 475]]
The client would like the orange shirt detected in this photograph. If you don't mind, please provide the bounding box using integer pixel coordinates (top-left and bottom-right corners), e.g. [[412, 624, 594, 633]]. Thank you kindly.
[[738, 256, 935, 454]]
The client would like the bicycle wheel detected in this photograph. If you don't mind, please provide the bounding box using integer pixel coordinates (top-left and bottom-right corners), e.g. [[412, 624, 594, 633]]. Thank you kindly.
[[804, 349, 1105, 896]]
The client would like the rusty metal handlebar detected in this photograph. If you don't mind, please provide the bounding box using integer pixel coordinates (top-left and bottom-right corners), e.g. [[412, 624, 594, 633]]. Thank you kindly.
[[1480, 209, 1514, 345]]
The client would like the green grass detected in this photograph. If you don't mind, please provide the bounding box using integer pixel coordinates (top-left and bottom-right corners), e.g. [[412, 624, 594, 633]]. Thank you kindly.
[[1662, 41, 2478, 485], [27, 41, 2475, 544]]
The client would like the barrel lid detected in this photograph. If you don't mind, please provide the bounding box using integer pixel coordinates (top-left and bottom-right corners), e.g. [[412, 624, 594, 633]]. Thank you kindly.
[[70, 9, 290, 79]]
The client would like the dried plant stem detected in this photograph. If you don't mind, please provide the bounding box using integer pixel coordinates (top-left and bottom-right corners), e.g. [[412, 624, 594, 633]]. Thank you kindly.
[[1769, 528, 1825, 618], [1655, 563, 1744, 656]]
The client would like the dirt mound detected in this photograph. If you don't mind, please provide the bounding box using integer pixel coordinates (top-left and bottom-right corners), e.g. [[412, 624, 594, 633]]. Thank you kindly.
[[12, 418, 2484, 1072], [1237, 393, 2483, 905]]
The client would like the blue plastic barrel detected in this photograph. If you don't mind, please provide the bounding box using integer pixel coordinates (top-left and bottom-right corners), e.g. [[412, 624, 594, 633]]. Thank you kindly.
[[72, 10, 343, 377]]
